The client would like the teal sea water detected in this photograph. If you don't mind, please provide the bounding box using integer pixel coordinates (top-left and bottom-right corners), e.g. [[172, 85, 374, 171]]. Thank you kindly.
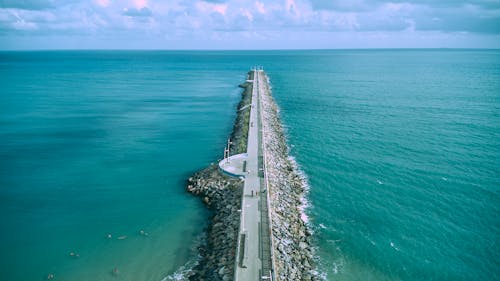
[[1, 50, 499, 281]]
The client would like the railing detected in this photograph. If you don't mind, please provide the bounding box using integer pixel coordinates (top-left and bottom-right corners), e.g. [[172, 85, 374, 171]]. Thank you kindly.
[[257, 70, 278, 281]]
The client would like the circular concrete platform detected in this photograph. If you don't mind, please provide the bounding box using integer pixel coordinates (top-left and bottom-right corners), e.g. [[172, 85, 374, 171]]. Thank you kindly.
[[218, 153, 248, 177]]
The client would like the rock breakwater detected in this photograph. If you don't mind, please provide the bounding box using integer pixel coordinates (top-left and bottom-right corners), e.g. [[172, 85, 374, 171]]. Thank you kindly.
[[259, 73, 317, 280], [185, 70, 316, 280], [185, 72, 253, 281], [186, 165, 242, 281]]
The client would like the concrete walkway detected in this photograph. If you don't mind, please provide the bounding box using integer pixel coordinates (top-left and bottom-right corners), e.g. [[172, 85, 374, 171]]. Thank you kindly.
[[234, 70, 270, 281]]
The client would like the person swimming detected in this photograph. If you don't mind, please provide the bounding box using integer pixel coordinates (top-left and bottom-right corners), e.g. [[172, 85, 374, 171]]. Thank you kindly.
[[112, 267, 119, 276], [47, 273, 54, 280], [69, 252, 80, 258]]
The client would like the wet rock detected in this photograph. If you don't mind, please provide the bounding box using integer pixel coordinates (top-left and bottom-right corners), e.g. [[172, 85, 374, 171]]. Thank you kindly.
[[186, 72, 254, 281], [185, 71, 317, 281], [260, 72, 317, 280]]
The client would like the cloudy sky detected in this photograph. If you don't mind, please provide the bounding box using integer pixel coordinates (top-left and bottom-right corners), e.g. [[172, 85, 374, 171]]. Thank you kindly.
[[1, 0, 499, 49]]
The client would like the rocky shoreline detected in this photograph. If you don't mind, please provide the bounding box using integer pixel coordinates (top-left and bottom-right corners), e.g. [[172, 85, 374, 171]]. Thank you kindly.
[[185, 72, 253, 281], [259, 73, 317, 280], [185, 71, 316, 280], [185, 164, 243, 281]]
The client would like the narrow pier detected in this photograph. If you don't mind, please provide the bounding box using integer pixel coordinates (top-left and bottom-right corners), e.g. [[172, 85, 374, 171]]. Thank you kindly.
[[232, 68, 275, 281], [188, 68, 312, 280], [213, 68, 314, 280]]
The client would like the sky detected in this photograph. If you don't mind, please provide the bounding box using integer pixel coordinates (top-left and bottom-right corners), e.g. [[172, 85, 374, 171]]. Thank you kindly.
[[0, 0, 499, 49]]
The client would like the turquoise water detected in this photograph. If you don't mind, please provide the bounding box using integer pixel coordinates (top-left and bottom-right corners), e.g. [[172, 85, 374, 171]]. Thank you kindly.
[[0, 51, 246, 281], [267, 50, 500, 281], [1, 50, 499, 281]]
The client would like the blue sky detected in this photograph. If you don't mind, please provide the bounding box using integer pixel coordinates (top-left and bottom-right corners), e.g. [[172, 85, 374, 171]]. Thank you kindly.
[[0, 0, 499, 49]]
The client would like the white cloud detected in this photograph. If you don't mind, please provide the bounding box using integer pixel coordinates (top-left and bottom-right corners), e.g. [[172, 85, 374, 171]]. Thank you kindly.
[[255, 1, 266, 14], [133, 0, 148, 9], [94, 0, 110, 8], [0, 0, 499, 49], [195, 1, 228, 16], [240, 8, 253, 22]]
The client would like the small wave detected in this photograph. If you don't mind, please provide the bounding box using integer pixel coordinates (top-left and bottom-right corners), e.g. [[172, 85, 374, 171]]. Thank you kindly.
[[162, 232, 205, 281], [309, 241, 336, 281], [441, 177, 448, 181], [163, 255, 199, 281], [301, 212, 309, 223], [311, 268, 328, 280], [332, 261, 339, 274], [377, 179, 383, 185], [163, 266, 189, 281], [313, 257, 344, 280], [163, 256, 199, 281], [299, 195, 310, 224], [319, 223, 327, 229], [288, 155, 312, 226], [327, 239, 342, 244]]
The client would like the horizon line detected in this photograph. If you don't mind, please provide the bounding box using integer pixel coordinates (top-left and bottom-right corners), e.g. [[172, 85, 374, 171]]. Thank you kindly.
[[1, 47, 499, 52]]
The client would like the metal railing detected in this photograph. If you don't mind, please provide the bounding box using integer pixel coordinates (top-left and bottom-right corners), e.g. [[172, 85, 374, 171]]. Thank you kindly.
[[257, 70, 278, 281]]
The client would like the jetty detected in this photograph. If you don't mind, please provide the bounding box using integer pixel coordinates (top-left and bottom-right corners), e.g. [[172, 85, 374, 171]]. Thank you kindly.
[[187, 68, 315, 281], [220, 68, 276, 281]]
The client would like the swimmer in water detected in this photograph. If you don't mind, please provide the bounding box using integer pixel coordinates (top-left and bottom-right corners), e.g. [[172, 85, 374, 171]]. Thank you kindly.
[[112, 267, 119, 276], [106, 234, 112, 239], [47, 273, 55, 280], [69, 252, 80, 258]]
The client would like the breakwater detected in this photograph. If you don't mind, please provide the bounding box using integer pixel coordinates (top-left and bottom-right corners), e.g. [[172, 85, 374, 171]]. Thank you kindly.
[[186, 165, 242, 280], [185, 72, 253, 281], [186, 70, 316, 280]]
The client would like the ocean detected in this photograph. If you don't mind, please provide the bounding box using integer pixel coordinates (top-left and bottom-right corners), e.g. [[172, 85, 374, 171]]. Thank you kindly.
[[1, 50, 499, 281]]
